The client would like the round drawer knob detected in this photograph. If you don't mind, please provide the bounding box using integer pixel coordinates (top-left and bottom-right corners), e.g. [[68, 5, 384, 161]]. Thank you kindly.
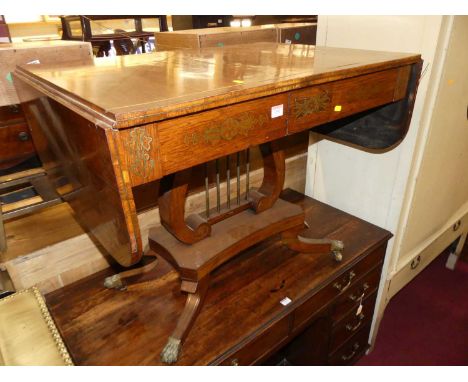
[[18, 131, 30, 142], [231, 358, 239, 366]]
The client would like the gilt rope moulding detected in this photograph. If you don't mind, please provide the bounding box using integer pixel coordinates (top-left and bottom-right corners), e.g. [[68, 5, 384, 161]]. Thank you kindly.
[[0, 287, 73, 366]]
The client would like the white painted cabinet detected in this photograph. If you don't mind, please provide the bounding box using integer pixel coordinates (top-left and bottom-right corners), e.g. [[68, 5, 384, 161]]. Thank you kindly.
[[307, 16, 468, 345]]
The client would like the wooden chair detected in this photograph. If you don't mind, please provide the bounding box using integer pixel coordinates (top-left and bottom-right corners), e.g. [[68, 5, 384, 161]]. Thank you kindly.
[[112, 29, 136, 55]]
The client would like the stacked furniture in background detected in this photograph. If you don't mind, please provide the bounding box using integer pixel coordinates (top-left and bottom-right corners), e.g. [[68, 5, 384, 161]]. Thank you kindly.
[[155, 23, 316, 50], [0, 41, 92, 262]]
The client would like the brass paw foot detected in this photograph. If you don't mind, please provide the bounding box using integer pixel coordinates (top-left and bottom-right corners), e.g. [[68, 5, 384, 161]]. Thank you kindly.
[[103, 274, 127, 291], [331, 240, 344, 262], [160, 336, 182, 364]]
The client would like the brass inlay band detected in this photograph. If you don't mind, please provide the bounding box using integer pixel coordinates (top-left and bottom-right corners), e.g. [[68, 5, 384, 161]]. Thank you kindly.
[[294, 90, 331, 118], [184, 112, 268, 146], [125, 127, 155, 178]]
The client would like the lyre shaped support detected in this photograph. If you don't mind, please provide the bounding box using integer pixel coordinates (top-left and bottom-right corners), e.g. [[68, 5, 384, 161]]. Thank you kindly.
[[158, 169, 211, 244], [249, 141, 285, 213], [107, 141, 344, 364]]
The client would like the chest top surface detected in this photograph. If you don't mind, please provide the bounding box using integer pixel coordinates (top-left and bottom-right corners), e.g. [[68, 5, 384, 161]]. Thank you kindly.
[[15, 42, 420, 128]]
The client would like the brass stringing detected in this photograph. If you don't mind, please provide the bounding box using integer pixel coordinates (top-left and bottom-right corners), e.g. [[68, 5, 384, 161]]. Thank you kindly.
[[184, 112, 267, 146], [126, 127, 155, 178], [294, 90, 331, 118]]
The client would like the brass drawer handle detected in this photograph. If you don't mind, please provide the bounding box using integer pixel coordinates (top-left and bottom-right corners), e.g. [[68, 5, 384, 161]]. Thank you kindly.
[[230, 358, 239, 366], [346, 313, 365, 332], [349, 283, 369, 301], [18, 131, 30, 142], [8, 104, 20, 114], [333, 271, 356, 293], [341, 342, 360, 361]]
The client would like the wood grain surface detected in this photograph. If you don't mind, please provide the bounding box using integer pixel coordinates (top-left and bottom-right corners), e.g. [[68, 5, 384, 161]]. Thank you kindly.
[[45, 190, 391, 366], [15, 43, 421, 128]]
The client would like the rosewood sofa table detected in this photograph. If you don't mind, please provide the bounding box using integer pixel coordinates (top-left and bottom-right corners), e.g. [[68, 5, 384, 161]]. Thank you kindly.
[[14, 43, 421, 363]]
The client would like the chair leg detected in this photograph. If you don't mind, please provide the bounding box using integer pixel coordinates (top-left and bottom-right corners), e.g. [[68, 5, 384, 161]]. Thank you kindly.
[[30, 175, 60, 202], [104, 247, 158, 291], [160, 276, 210, 364], [282, 226, 344, 262], [446, 232, 467, 270]]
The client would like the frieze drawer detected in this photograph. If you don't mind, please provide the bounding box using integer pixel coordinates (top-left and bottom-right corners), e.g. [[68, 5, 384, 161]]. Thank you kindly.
[[288, 66, 410, 134], [330, 292, 378, 351], [0, 122, 35, 164], [220, 315, 290, 366], [157, 93, 289, 176], [0, 104, 25, 126]]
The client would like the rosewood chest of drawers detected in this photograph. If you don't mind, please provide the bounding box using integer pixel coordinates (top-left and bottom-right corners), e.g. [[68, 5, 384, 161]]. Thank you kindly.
[[45, 190, 391, 365]]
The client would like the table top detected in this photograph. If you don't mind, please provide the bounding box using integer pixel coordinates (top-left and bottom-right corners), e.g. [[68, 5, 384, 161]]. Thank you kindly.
[[15, 42, 420, 129]]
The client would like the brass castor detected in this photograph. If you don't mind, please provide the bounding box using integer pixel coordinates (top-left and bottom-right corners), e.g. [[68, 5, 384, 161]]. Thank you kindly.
[[331, 240, 344, 262], [160, 336, 182, 364], [103, 274, 127, 291]]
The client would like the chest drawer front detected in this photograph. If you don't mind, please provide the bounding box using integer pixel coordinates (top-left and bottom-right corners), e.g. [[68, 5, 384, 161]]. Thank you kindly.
[[219, 315, 289, 366], [158, 93, 289, 176], [0, 104, 25, 126], [332, 265, 382, 322], [288, 67, 408, 134], [292, 282, 338, 332], [329, 323, 371, 365], [331, 243, 385, 295], [0, 122, 35, 164], [330, 292, 377, 351]]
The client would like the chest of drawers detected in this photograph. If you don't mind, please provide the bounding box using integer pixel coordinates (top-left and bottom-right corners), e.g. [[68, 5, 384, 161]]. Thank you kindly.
[[0, 104, 35, 170], [45, 189, 391, 365]]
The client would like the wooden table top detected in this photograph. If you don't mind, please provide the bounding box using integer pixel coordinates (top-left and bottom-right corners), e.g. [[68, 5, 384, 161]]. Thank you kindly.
[[15, 43, 420, 128], [45, 190, 391, 365]]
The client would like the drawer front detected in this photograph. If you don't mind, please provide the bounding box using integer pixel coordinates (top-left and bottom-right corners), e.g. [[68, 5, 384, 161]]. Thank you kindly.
[[288, 66, 409, 134], [292, 282, 338, 332], [330, 292, 377, 351], [332, 265, 382, 322], [293, 244, 385, 331], [0, 123, 35, 164], [220, 315, 290, 365], [331, 243, 385, 296], [329, 323, 371, 365], [158, 93, 289, 177], [0, 104, 25, 126]]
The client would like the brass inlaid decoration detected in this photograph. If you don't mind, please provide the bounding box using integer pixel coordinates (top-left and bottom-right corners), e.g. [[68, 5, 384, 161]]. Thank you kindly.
[[125, 127, 155, 178], [184, 112, 268, 146], [294, 90, 331, 118]]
